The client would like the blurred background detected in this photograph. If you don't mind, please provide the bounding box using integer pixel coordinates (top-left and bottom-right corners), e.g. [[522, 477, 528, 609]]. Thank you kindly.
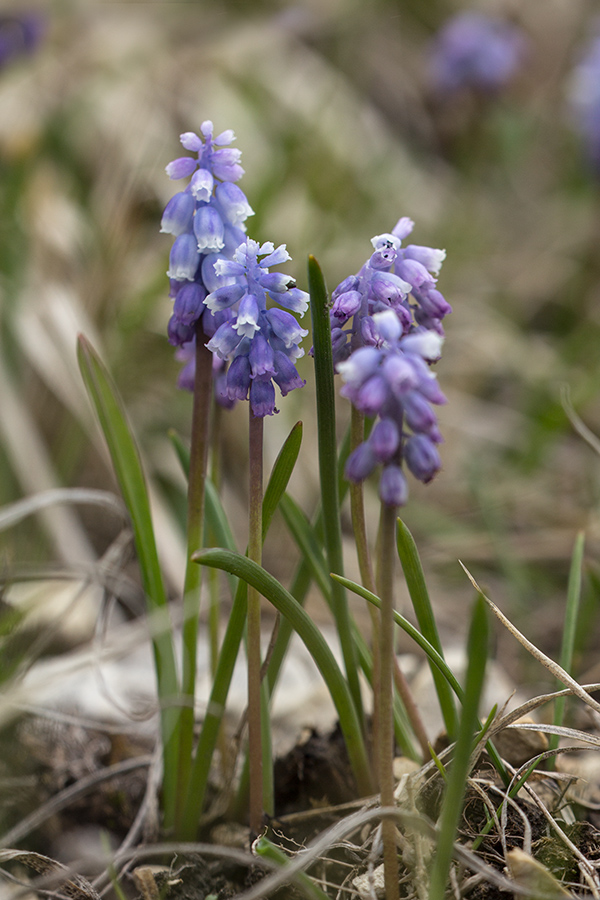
[[1, 0, 600, 689]]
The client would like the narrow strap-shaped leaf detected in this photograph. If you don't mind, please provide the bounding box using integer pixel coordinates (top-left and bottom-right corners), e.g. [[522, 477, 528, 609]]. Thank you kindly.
[[332, 573, 464, 700], [194, 547, 373, 797], [396, 518, 458, 738], [550, 531, 585, 763], [277, 494, 416, 754], [77, 335, 180, 826], [429, 595, 489, 900], [279, 493, 332, 600], [179, 423, 307, 838], [262, 421, 303, 540], [309, 255, 363, 725], [333, 572, 509, 784], [264, 418, 363, 702]]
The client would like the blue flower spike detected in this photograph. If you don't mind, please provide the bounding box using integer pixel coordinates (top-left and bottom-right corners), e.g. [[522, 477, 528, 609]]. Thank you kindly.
[[332, 219, 451, 507], [205, 239, 309, 417]]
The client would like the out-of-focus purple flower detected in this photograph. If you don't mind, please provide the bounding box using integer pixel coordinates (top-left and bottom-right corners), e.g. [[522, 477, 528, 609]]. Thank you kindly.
[[338, 310, 446, 507], [0, 13, 45, 69], [569, 30, 600, 176], [429, 11, 527, 95], [162, 121, 253, 350], [205, 238, 309, 417]]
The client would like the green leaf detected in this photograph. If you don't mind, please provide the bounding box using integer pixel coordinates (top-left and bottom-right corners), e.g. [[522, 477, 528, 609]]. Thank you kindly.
[[550, 531, 585, 763], [429, 594, 489, 900], [178, 423, 309, 838], [331, 573, 465, 700], [262, 421, 303, 540], [77, 334, 180, 826], [396, 519, 458, 738], [333, 572, 509, 783], [309, 255, 363, 726], [278, 493, 331, 600], [194, 547, 372, 797]]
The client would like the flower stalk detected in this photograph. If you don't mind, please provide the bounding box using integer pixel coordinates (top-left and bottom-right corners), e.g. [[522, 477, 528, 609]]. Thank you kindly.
[[247, 407, 265, 835], [377, 500, 400, 900], [176, 323, 214, 828]]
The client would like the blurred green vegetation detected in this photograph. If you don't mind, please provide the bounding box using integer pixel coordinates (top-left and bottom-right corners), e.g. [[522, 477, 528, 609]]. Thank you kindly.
[[0, 0, 599, 678]]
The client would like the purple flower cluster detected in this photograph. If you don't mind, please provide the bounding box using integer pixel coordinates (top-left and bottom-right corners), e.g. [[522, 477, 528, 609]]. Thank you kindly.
[[333, 219, 450, 507], [162, 121, 253, 350], [162, 121, 309, 416], [569, 30, 600, 176], [205, 238, 309, 417], [429, 11, 527, 95], [330, 217, 450, 368]]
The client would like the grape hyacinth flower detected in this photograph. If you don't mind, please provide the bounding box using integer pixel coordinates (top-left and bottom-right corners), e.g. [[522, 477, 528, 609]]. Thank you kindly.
[[429, 11, 527, 96], [339, 311, 446, 507], [162, 121, 254, 349], [331, 219, 450, 507], [174, 339, 236, 410], [568, 29, 600, 177], [330, 216, 450, 368], [205, 238, 309, 417]]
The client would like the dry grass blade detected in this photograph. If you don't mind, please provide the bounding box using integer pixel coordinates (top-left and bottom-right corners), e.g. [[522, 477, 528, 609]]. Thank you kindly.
[[0, 488, 126, 532], [459, 562, 600, 719], [0, 848, 101, 900], [489, 684, 600, 734], [0, 354, 95, 565], [561, 385, 600, 459], [502, 721, 600, 748]]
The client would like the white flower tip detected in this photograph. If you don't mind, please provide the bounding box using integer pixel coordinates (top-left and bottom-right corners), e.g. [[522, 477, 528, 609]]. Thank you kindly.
[[236, 321, 260, 339], [371, 233, 400, 251], [405, 331, 444, 359], [372, 308, 400, 329]]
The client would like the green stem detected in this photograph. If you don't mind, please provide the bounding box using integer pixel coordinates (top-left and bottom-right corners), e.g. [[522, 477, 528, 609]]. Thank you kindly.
[[396, 519, 458, 739], [309, 255, 364, 728], [195, 548, 373, 797], [265, 421, 354, 702], [377, 503, 400, 900], [349, 407, 380, 770], [333, 571, 509, 785], [248, 409, 265, 835], [208, 403, 232, 783], [76, 336, 180, 830], [349, 408, 375, 592], [550, 531, 585, 766], [178, 422, 302, 839], [209, 403, 225, 677], [429, 595, 489, 900], [176, 327, 213, 829]]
